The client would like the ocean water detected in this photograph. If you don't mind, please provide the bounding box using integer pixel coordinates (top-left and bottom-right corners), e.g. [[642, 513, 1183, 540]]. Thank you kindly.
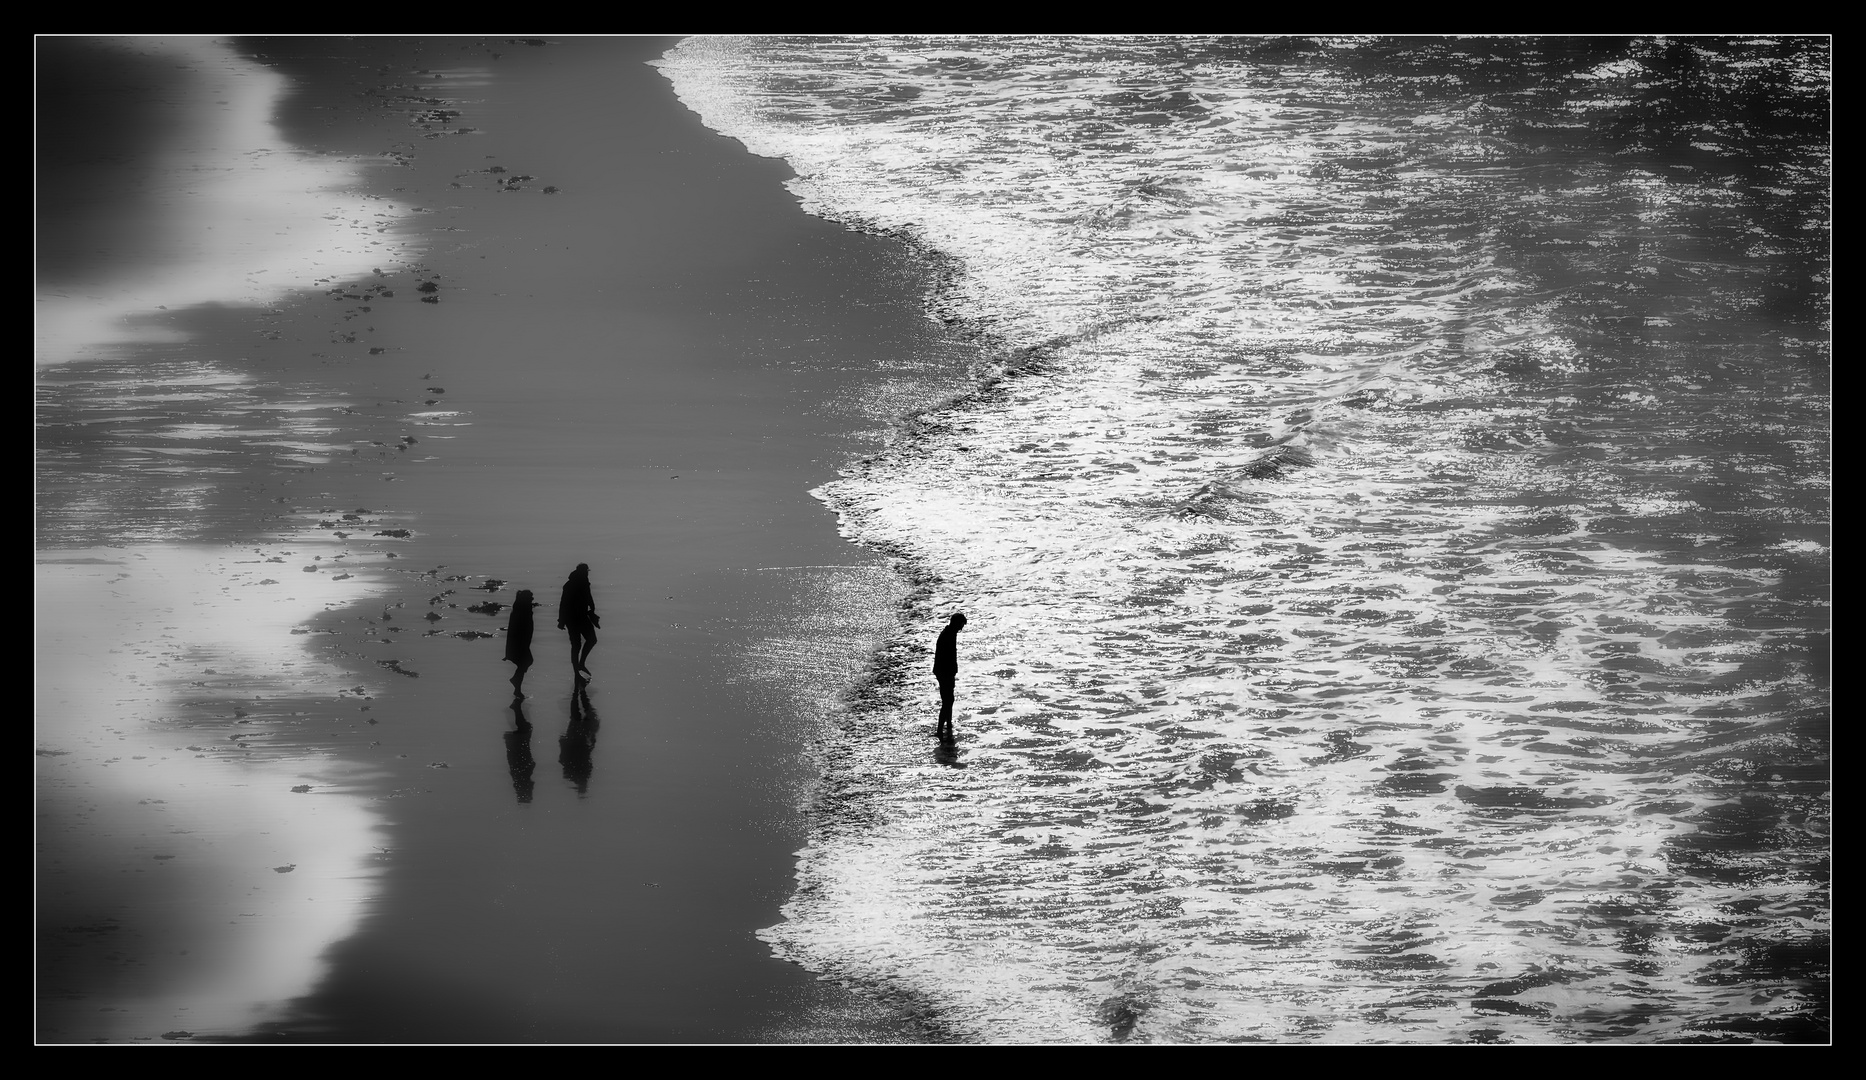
[[659, 37, 1830, 1043]]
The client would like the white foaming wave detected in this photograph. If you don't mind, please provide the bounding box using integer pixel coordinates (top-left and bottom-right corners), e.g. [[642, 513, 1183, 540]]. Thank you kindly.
[[665, 38, 1823, 1043], [659, 37, 1586, 452], [785, 323, 1733, 1039]]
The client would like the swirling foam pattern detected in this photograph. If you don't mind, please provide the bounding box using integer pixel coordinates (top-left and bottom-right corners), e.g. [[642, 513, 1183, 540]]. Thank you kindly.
[[660, 36, 1829, 1043]]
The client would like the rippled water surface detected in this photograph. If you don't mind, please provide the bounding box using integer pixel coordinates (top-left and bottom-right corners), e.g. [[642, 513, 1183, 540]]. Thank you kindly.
[[662, 37, 1829, 1043]]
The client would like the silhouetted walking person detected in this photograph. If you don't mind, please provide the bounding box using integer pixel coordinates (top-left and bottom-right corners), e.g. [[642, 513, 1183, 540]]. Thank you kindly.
[[504, 589, 538, 697], [934, 612, 966, 737], [558, 563, 600, 681]]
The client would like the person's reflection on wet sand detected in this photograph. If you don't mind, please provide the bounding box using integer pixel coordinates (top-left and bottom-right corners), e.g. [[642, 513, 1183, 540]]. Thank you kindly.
[[559, 686, 599, 795], [504, 700, 536, 804], [934, 731, 963, 768]]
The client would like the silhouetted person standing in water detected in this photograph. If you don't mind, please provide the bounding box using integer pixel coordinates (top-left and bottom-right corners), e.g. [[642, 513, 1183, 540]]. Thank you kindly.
[[934, 612, 966, 737], [504, 589, 538, 697], [558, 563, 600, 681]]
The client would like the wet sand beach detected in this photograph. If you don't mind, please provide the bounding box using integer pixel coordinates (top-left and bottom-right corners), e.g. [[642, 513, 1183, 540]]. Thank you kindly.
[[37, 37, 975, 1042]]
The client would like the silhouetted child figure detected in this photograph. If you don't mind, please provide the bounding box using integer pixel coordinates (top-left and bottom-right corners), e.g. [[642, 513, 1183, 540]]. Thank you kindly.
[[505, 589, 539, 697], [558, 563, 600, 681], [934, 612, 966, 737]]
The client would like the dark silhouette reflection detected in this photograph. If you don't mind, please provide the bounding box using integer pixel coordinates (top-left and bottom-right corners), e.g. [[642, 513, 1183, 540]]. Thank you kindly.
[[559, 686, 600, 795], [504, 589, 538, 698], [557, 563, 601, 681], [503, 700, 536, 804], [934, 731, 964, 767], [933, 612, 966, 737]]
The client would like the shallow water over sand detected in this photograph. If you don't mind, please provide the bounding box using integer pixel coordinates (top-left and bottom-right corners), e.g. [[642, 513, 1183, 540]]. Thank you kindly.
[[36, 38, 404, 362], [36, 545, 391, 1042]]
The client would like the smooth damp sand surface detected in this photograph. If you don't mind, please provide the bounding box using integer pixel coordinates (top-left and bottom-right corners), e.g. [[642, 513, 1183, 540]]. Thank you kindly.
[[37, 37, 977, 1043]]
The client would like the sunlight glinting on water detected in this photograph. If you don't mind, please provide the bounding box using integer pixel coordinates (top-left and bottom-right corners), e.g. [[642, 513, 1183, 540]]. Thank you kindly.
[[664, 36, 1828, 1043]]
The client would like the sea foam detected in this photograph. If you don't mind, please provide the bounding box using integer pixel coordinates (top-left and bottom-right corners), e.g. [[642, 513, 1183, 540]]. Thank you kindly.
[[662, 37, 1830, 1043]]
